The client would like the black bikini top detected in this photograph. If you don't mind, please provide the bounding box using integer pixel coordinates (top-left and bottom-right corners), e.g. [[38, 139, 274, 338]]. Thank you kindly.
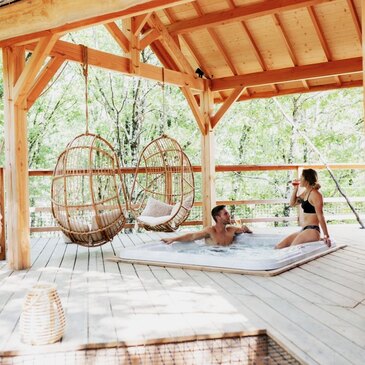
[[301, 190, 316, 214]]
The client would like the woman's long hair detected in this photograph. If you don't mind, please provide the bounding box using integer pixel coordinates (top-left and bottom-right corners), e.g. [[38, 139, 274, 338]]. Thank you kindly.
[[302, 169, 321, 189]]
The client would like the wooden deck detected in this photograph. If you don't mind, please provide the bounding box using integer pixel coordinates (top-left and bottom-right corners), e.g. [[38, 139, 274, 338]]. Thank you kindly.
[[0, 225, 364, 364]]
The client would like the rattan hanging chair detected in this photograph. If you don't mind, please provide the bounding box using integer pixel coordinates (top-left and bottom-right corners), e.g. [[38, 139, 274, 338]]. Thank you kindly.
[[130, 135, 195, 232], [51, 133, 128, 247]]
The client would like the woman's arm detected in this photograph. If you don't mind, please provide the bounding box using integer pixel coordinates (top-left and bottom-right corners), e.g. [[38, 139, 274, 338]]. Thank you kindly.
[[312, 192, 331, 247], [161, 228, 210, 245], [290, 186, 302, 207]]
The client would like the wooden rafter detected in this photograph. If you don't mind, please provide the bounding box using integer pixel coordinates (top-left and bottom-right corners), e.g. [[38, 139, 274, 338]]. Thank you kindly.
[[148, 12, 194, 74], [272, 13, 309, 90], [139, 28, 161, 49], [307, 6, 341, 86], [211, 57, 362, 91], [133, 13, 153, 36], [347, 0, 361, 43], [224, 0, 277, 94], [14, 34, 59, 106], [168, 0, 332, 36], [181, 87, 206, 134], [27, 56, 65, 109], [0, 0, 193, 46], [25, 39, 204, 90], [192, 2, 238, 76], [211, 87, 246, 128], [166, 5, 228, 102], [104, 22, 130, 53], [238, 21, 278, 94]]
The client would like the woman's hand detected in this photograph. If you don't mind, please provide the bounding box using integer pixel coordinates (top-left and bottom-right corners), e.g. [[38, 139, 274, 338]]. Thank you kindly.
[[323, 235, 331, 247]]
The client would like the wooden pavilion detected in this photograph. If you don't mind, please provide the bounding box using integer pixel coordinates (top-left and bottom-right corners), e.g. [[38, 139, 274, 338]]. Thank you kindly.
[[0, 0, 364, 271]]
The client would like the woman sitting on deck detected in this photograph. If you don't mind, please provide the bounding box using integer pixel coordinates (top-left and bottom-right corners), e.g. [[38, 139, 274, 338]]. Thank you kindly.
[[275, 168, 331, 249], [161, 205, 252, 246]]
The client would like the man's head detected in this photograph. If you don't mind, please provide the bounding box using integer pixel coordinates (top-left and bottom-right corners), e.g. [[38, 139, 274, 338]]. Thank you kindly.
[[211, 205, 231, 224]]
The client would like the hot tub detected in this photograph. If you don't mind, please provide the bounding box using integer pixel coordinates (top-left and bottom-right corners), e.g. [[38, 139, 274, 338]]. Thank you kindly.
[[118, 233, 345, 275]]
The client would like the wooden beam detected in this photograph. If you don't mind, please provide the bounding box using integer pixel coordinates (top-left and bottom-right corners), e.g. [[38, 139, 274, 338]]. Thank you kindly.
[[14, 34, 59, 107], [0, 168, 5, 261], [307, 6, 341, 86], [363, 0, 365, 134], [130, 18, 140, 75], [211, 57, 362, 91], [239, 21, 279, 93], [104, 22, 130, 53], [0, 0, 193, 46], [200, 89, 216, 227], [27, 56, 65, 109], [192, 2, 238, 76], [139, 28, 161, 49], [133, 13, 152, 36], [25, 40, 205, 90], [272, 13, 310, 90], [229, 80, 362, 103], [181, 88, 206, 134], [168, 0, 332, 35], [347, 0, 362, 43], [148, 12, 195, 74], [2, 46, 31, 270], [211, 87, 246, 128]]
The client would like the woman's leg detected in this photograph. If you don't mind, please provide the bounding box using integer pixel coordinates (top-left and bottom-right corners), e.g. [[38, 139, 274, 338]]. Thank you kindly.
[[291, 229, 320, 246], [275, 231, 301, 249]]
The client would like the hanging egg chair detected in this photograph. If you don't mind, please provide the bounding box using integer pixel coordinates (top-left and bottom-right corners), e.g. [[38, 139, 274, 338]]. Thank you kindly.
[[51, 45, 127, 247], [51, 133, 127, 247], [129, 134, 195, 232]]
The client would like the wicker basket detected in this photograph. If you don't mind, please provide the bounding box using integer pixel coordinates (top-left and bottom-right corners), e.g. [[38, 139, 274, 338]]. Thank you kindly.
[[20, 283, 66, 345]]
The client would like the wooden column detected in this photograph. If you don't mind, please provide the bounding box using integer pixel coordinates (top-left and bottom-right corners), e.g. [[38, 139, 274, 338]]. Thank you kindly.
[[2, 46, 31, 269], [200, 89, 216, 226], [0, 168, 5, 261], [363, 0, 365, 133]]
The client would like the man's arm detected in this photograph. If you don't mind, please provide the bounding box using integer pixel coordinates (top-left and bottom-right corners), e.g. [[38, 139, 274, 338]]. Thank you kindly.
[[161, 228, 211, 245]]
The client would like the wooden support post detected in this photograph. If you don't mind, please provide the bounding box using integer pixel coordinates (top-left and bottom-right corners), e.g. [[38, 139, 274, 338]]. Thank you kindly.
[[130, 17, 140, 75], [0, 168, 5, 261], [296, 166, 304, 226], [362, 0, 365, 133], [200, 90, 216, 227], [2, 46, 31, 269]]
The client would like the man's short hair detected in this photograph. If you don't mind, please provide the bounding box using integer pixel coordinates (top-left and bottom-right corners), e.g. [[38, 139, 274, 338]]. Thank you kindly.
[[211, 205, 226, 222]]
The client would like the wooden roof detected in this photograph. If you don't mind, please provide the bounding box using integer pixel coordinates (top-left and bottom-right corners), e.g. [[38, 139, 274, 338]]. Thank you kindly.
[[0, 0, 363, 104], [153, 0, 363, 103]]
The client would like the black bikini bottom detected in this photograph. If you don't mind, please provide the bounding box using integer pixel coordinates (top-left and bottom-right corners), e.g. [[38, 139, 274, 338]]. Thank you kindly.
[[302, 225, 320, 232]]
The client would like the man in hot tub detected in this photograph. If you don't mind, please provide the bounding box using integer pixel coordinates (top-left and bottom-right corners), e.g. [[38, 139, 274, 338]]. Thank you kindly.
[[161, 205, 252, 246]]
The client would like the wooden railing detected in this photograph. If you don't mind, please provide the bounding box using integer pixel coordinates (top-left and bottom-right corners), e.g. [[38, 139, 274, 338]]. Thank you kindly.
[[1, 163, 364, 246]]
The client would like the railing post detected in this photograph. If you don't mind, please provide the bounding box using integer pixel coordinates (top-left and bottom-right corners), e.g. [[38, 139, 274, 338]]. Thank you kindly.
[[296, 166, 304, 226], [0, 167, 5, 261]]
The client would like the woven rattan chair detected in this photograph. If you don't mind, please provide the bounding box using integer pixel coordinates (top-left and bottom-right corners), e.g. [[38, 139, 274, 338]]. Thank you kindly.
[[130, 135, 195, 232], [51, 133, 127, 247]]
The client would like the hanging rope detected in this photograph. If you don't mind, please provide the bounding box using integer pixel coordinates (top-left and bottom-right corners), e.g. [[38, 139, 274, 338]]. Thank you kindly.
[[162, 68, 166, 131], [81, 45, 89, 134]]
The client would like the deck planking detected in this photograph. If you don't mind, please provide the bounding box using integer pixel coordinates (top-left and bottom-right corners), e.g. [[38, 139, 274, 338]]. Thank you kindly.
[[0, 225, 364, 364]]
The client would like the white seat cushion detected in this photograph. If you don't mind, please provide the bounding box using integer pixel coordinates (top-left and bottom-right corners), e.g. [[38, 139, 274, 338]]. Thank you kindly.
[[138, 215, 172, 226], [140, 197, 173, 217]]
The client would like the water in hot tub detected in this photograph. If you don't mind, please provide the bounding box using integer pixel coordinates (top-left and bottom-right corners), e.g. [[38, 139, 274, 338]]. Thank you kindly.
[[148, 234, 305, 260]]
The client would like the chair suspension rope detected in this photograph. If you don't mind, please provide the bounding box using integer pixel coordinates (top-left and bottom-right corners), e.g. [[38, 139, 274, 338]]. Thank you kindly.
[[81, 45, 89, 135]]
